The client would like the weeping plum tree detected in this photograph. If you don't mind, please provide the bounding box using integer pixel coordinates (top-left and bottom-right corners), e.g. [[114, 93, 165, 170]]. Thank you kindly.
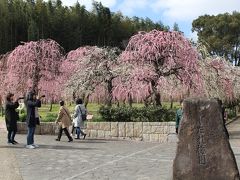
[[0, 53, 9, 95], [61, 46, 97, 103], [4, 39, 64, 108], [63, 46, 122, 106], [196, 43, 238, 102], [115, 30, 201, 106], [199, 57, 235, 101], [0, 53, 9, 116]]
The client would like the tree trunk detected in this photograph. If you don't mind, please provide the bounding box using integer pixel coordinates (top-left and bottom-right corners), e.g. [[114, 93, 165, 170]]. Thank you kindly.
[[170, 96, 173, 109], [128, 93, 133, 107], [154, 92, 162, 106], [152, 87, 161, 106], [84, 94, 90, 108], [106, 80, 113, 107], [144, 98, 149, 107], [151, 80, 162, 106], [72, 91, 76, 102], [49, 98, 53, 112]]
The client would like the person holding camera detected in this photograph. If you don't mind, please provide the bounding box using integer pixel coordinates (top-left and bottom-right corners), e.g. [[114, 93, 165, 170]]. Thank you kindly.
[[55, 101, 73, 142], [5, 93, 23, 144], [25, 91, 43, 149]]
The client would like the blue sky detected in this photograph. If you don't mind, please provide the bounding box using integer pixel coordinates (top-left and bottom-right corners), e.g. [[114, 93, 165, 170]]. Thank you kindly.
[[59, 0, 240, 40]]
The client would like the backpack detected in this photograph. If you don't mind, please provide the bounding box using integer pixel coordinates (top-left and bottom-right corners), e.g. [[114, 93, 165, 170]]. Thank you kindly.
[[78, 106, 87, 121]]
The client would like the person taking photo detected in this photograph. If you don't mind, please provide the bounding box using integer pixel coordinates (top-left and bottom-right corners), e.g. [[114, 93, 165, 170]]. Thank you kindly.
[[25, 91, 43, 149], [5, 93, 23, 145]]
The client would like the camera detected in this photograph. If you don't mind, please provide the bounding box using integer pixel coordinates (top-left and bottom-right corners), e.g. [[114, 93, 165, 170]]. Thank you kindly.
[[41, 95, 46, 98], [18, 97, 25, 100]]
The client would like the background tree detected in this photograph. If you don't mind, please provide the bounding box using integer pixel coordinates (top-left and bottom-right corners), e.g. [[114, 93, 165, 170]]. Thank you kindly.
[[199, 57, 235, 101], [196, 43, 239, 102], [0, 53, 9, 96], [173, 22, 180, 32], [192, 11, 240, 65], [114, 30, 201, 106], [62, 46, 122, 107], [60, 46, 95, 102], [0, 0, 171, 54], [4, 39, 64, 104]]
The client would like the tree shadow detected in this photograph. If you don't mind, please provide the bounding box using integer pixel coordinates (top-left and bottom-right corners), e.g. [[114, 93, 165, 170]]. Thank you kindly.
[[72, 140, 108, 144], [69, 138, 125, 143], [81, 138, 124, 142], [0, 144, 95, 150]]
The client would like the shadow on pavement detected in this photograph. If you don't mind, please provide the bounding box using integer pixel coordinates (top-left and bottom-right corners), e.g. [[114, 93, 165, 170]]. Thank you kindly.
[[72, 140, 107, 143], [81, 138, 125, 142], [0, 144, 95, 150], [229, 131, 240, 139]]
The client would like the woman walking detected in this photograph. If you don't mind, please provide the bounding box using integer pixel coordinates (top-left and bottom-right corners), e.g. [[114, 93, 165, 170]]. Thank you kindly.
[[55, 101, 73, 142], [25, 91, 42, 149], [73, 98, 87, 139], [5, 93, 20, 144]]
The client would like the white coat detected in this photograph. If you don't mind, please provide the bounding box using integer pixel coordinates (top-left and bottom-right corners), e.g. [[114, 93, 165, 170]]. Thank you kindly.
[[73, 104, 87, 128]]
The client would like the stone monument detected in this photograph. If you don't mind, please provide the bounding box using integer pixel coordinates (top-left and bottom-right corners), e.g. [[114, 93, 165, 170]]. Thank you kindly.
[[173, 98, 240, 180]]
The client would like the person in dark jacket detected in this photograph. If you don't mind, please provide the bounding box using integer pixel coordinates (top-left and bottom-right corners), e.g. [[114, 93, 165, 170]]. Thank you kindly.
[[175, 100, 183, 134], [25, 91, 42, 149], [5, 93, 20, 144]]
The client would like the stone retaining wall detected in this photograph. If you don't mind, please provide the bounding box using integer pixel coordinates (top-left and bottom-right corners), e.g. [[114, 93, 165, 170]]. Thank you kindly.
[[17, 122, 57, 135], [17, 121, 176, 143]]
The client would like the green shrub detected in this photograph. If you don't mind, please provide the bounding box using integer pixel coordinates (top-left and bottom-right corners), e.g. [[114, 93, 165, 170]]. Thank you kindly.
[[1, 107, 5, 116], [18, 112, 58, 122], [227, 108, 237, 119], [19, 108, 26, 114], [19, 113, 27, 122], [42, 113, 58, 122], [99, 106, 175, 122]]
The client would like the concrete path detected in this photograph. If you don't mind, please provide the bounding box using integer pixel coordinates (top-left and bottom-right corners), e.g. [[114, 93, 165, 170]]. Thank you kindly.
[[0, 118, 240, 180], [0, 120, 23, 180], [8, 136, 176, 180], [226, 118, 240, 169]]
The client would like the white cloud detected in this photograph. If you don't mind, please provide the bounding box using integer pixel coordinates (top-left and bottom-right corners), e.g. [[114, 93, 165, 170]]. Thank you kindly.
[[99, 0, 117, 7], [188, 31, 198, 42], [151, 0, 240, 22], [116, 0, 148, 15]]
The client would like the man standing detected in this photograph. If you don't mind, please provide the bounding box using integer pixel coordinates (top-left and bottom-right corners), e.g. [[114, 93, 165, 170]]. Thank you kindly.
[[175, 100, 183, 134], [25, 91, 42, 149]]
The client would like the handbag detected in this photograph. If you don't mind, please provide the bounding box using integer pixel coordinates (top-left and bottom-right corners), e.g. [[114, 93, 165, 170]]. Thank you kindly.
[[62, 107, 72, 123], [78, 106, 87, 121]]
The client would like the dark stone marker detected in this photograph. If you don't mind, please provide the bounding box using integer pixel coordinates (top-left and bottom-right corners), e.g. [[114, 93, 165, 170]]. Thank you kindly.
[[173, 98, 240, 180]]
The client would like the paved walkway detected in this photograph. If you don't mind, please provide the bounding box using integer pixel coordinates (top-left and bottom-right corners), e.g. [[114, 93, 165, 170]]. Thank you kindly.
[[0, 120, 23, 180], [0, 118, 240, 180]]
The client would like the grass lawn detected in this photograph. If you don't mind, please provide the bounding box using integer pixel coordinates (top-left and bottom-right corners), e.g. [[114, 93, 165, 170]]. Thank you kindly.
[[5, 101, 237, 122], [2, 102, 182, 122], [35, 102, 181, 122], [38, 103, 102, 122]]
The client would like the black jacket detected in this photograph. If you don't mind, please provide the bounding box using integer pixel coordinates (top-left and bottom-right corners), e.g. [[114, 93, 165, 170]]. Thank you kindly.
[[26, 92, 41, 127], [5, 101, 19, 131]]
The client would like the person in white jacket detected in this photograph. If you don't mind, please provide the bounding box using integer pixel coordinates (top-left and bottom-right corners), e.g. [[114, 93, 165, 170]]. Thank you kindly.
[[73, 98, 87, 139]]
